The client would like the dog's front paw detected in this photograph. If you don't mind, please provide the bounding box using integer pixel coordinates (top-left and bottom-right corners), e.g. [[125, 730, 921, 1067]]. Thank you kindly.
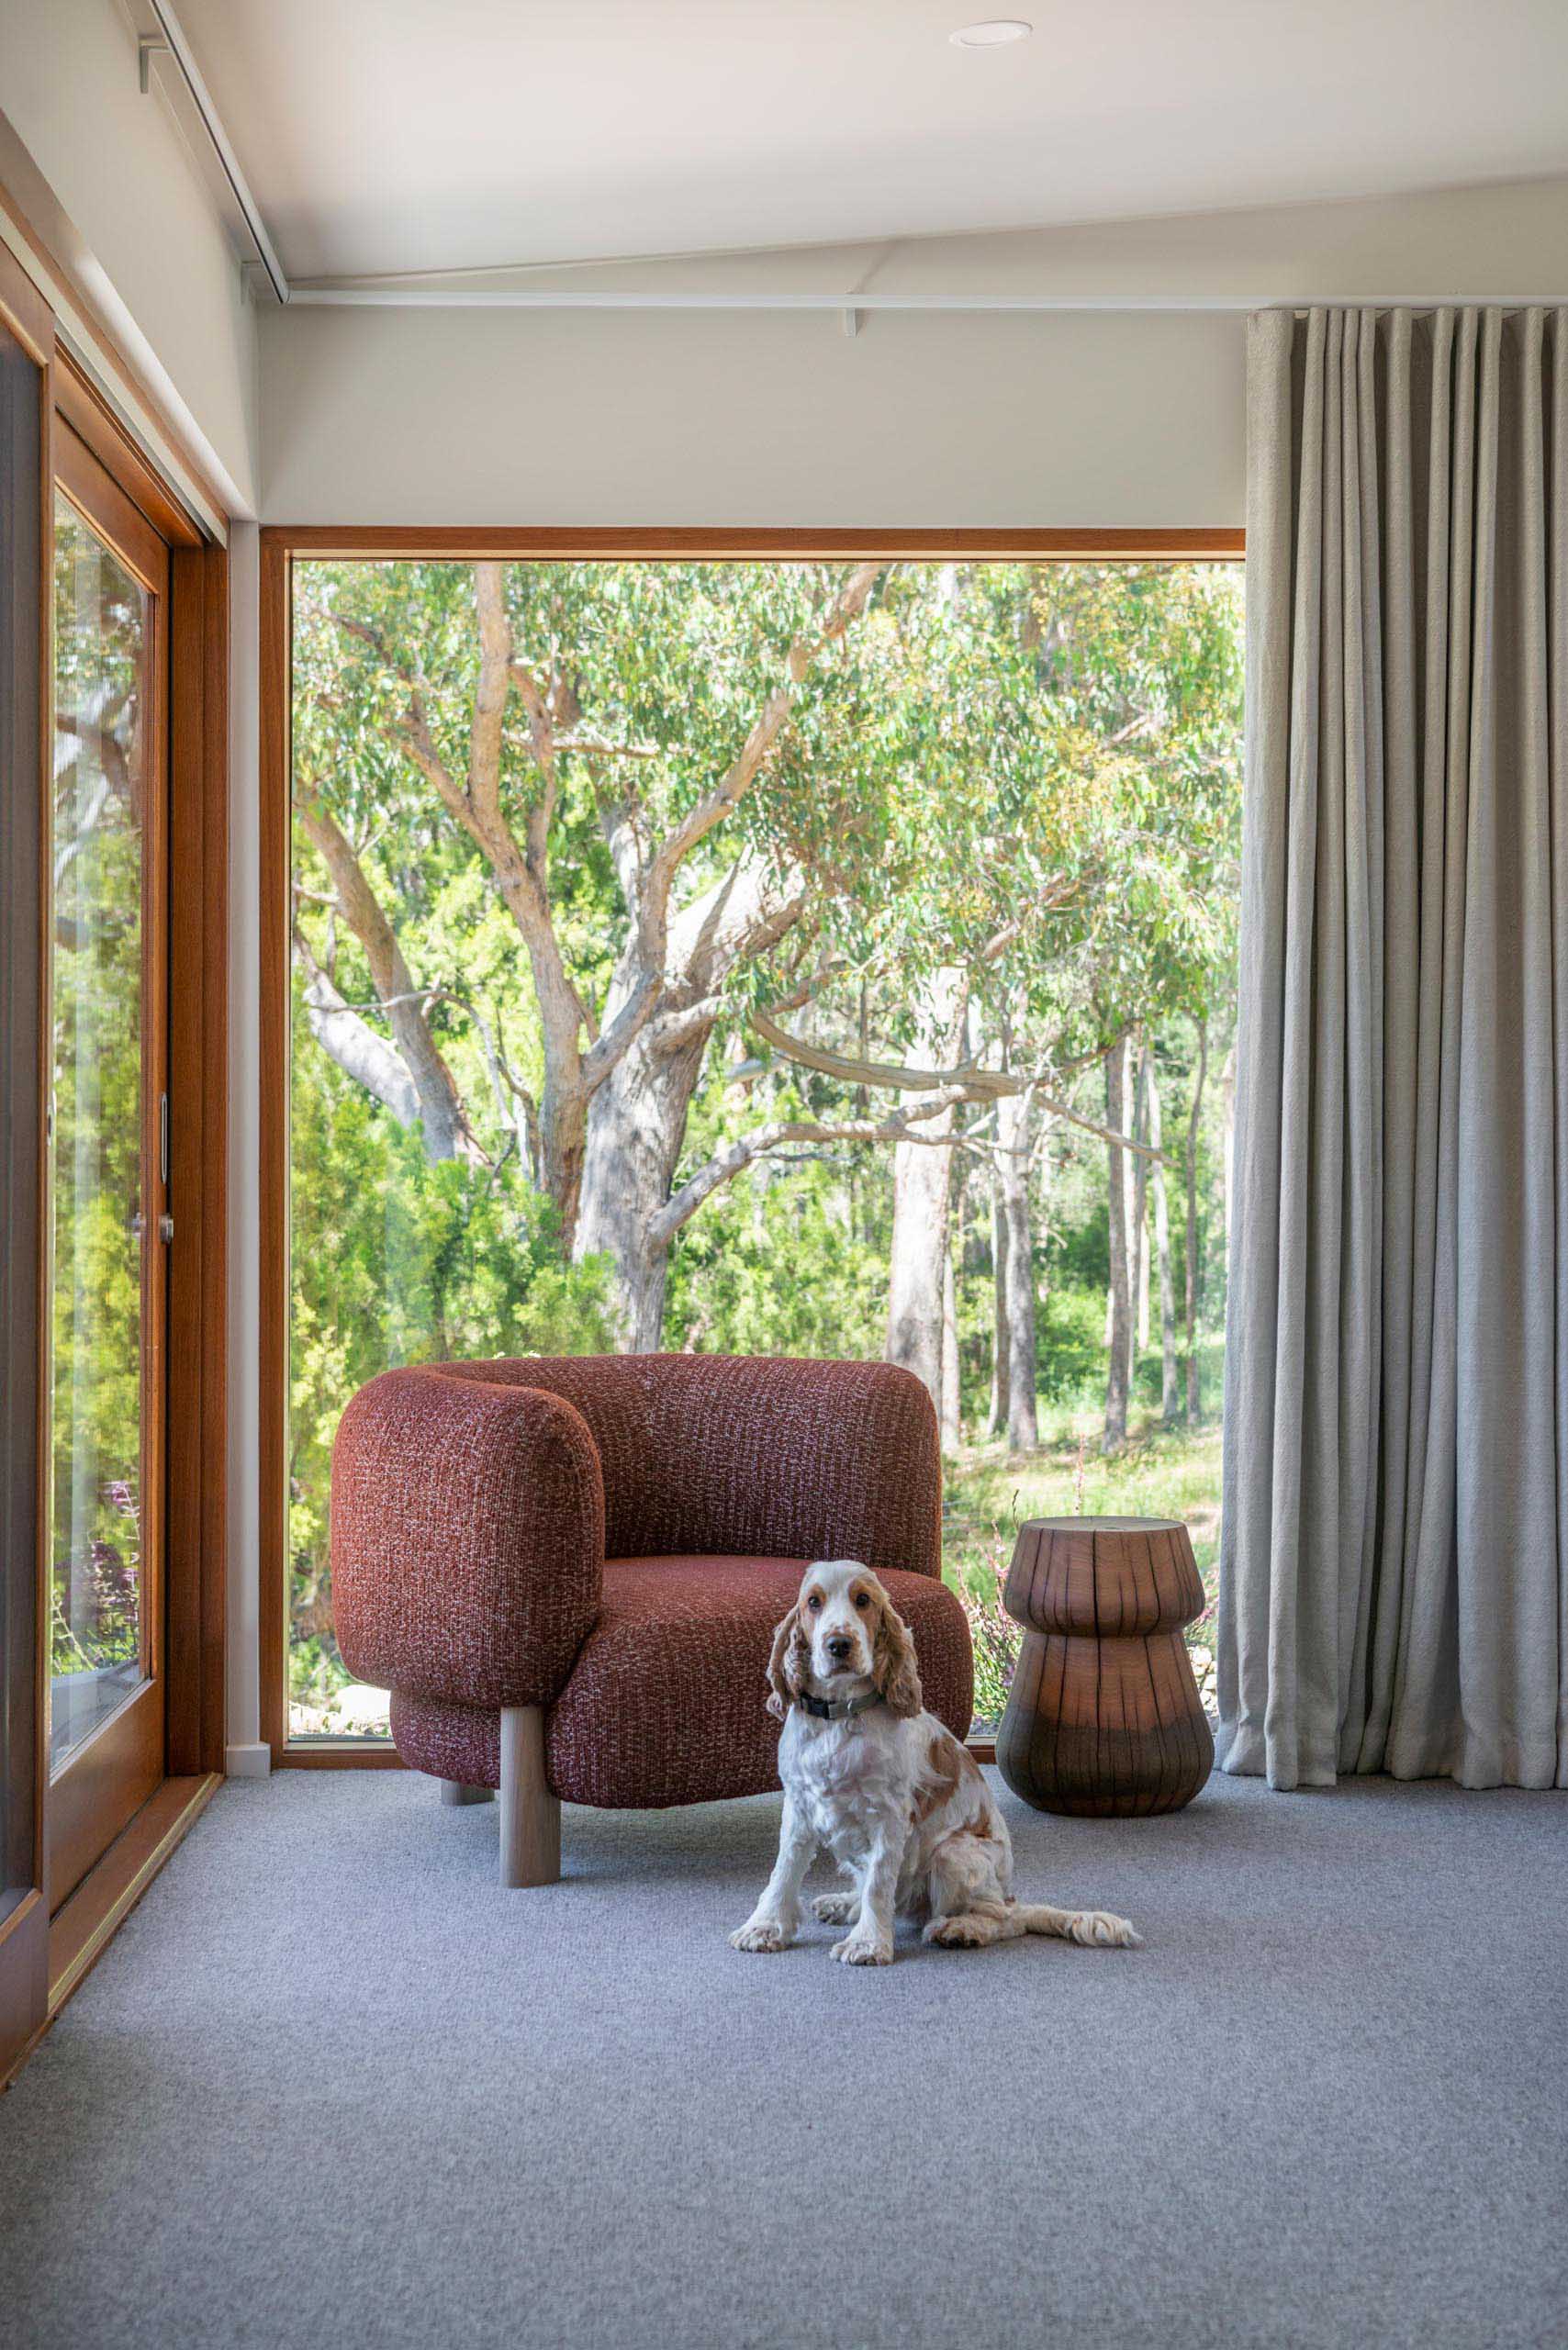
[[812, 1892, 857, 1925], [1069, 1909, 1142, 1948], [924, 1913, 991, 1948], [831, 1930, 894, 1966], [730, 1919, 793, 1953]]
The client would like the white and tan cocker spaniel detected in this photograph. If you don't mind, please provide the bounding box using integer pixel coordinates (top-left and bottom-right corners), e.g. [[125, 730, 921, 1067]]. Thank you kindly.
[[731, 1560, 1141, 1966]]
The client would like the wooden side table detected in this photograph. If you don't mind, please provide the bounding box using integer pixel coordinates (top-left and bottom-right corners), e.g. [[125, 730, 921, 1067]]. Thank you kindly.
[[996, 1516, 1214, 1817]]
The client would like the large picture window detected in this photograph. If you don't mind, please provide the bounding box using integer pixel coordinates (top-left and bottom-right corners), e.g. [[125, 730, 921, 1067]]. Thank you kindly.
[[268, 543, 1243, 1750]]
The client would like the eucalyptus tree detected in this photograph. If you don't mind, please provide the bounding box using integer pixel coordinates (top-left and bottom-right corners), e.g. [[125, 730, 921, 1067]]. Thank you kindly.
[[1144, 1045, 1182, 1423], [289, 554, 1241, 1388], [292, 557, 942, 1345], [750, 560, 1243, 1447], [1103, 1039, 1133, 1452]]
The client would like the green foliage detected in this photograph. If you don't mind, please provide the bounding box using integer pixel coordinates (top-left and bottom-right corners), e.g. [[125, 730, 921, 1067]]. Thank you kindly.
[[1036, 1285, 1110, 1402], [665, 1163, 888, 1361], [50, 504, 148, 1681], [287, 1007, 612, 1708], [757, 563, 1243, 1080]]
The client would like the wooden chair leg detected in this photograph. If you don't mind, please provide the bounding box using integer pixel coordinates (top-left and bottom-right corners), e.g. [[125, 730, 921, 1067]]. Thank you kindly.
[[498, 1705, 561, 1888], [440, 1781, 494, 1807]]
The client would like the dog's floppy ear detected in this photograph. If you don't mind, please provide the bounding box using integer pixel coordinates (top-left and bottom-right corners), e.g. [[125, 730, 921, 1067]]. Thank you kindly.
[[766, 1606, 810, 1720], [871, 1584, 923, 1719]]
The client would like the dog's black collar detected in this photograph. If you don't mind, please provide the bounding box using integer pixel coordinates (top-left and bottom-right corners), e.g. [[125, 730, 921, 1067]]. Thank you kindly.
[[795, 1688, 881, 1723]]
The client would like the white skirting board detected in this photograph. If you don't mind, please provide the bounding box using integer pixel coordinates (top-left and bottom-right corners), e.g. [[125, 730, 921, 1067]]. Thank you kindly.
[[224, 1742, 272, 1779]]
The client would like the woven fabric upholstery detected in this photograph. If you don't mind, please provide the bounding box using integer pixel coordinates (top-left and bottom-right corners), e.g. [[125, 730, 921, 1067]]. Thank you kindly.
[[432, 1354, 942, 1578], [335, 1351, 967, 1809], [331, 1366, 606, 1710], [390, 1557, 975, 1807]]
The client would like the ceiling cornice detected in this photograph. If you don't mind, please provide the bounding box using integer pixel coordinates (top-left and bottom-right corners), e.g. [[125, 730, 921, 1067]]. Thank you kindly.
[[284, 179, 1568, 312]]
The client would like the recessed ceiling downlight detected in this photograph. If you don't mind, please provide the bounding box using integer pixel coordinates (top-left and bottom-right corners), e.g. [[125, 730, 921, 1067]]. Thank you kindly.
[[950, 17, 1033, 46]]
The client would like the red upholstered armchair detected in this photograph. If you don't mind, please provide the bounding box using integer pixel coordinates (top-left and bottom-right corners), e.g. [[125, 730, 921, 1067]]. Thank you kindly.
[[330, 1355, 973, 1885]]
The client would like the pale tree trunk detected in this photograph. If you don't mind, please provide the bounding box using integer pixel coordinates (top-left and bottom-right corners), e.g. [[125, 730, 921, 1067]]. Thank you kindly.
[[295, 797, 473, 1166], [575, 857, 801, 1348], [888, 970, 964, 1413], [1130, 1036, 1150, 1371], [295, 945, 420, 1131], [1220, 1040, 1237, 1262], [995, 1086, 1038, 1454], [1185, 1019, 1208, 1424], [987, 1177, 1010, 1440], [1103, 1040, 1131, 1453], [941, 1242, 961, 1451], [574, 1023, 707, 1351], [1103, 1033, 1134, 1356], [889, 1127, 954, 1411], [1147, 1052, 1180, 1424]]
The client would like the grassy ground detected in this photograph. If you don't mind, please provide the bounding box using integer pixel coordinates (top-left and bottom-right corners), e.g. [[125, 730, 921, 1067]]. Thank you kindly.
[[942, 1399, 1223, 1728]]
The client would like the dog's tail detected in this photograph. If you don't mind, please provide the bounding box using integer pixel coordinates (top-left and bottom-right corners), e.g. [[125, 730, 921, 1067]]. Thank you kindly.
[[1012, 1902, 1142, 1948]]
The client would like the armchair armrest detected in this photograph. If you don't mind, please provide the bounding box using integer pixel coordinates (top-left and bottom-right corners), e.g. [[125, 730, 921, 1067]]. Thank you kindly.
[[330, 1366, 606, 1712]]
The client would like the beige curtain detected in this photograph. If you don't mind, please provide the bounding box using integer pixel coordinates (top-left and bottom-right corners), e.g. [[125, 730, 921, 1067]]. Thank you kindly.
[[1219, 306, 1568, 1790]]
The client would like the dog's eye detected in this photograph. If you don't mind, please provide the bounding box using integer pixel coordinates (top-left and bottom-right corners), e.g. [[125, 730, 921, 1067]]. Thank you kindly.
[[853, 1592, 869, 1610], [805, 1594, 823, 1613]]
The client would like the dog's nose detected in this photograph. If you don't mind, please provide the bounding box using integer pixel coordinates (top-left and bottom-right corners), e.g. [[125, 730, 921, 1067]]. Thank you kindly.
[[826, 1636, 854, 1662]]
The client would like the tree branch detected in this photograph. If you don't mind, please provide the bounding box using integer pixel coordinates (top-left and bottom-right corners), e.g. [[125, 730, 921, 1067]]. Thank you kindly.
[[752, 1008, 1171, 1164], [634, 864, 812, 1060], [644, 564, 881, 894], [294, 785, 477, 1163], [54, 707, 134, 812], [431, 985, 539, 1180], [329, 592, 595, 1205], [651, 1088, 970, 1246], [292, 927, 420, 1128], [583, 564, 882, 1093], [554, 733, 659, 760], [469, 563, 514, 823]]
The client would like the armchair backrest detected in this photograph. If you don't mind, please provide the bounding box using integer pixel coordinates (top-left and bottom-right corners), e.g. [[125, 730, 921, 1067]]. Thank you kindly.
[[438, 1353, 942, 1579]]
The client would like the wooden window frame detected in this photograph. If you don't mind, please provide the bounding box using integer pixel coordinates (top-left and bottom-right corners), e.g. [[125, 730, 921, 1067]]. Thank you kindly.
[[0, 239, 53, 2086], [258, 523, 1245, 1768], [53, 352, 230, 1786], [47, 410, 172, 1912], [0, 229, 230, 2079]]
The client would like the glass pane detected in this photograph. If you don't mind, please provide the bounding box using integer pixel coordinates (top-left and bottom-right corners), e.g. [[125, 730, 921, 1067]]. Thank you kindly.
[[286, 558, 1244, 1741], [49, 496, 149, 1771]]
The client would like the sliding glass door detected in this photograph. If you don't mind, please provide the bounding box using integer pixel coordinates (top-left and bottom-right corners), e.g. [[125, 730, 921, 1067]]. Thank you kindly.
[[44, 424, 169, 1909], [1, 244, 226, 2076]]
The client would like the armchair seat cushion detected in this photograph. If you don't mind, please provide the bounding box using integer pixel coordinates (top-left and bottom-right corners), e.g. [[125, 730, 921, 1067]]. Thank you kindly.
[[390, 1556, 974, 1810]]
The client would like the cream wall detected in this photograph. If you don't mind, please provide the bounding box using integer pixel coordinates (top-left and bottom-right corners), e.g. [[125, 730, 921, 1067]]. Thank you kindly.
[[262, 306, 1247, 527]]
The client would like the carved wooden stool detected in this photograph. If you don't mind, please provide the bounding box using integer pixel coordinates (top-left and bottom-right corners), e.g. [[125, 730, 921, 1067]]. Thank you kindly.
[[996, 1516, 1213, 1817]]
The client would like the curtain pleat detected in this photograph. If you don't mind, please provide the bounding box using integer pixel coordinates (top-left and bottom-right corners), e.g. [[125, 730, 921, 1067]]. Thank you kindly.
[[1220, 305, 1568, 1790]]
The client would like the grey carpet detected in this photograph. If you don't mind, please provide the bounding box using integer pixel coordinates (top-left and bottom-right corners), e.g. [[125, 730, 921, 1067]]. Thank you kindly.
[[1, 1770, 1563, 2350]]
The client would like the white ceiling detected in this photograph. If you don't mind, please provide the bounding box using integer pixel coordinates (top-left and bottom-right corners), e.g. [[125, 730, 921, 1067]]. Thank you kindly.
[[173, 0, 1568, 284]]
